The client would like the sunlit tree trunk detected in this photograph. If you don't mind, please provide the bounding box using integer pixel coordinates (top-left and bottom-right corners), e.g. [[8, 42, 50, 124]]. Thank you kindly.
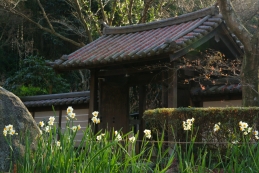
[[241, 43, 259, 106]]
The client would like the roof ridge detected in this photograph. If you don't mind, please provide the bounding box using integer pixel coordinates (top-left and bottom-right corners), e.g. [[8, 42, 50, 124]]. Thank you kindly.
[[103, 6, 219, 35]]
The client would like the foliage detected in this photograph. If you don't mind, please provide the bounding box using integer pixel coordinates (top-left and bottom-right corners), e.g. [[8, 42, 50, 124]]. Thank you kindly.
[[4, 107, 259, 172], [175, 118, 259, 172], [4, 55, 69, 96], [143, 107, 259, 147], [3, 107, 175, 173]]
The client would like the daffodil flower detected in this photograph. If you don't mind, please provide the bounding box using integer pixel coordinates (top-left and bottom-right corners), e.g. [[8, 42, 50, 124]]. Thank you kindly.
[[92, 111, 99, 117], [214, 122, 220, 132], [67, 106, 73, 114], [71, 126, 77, 132], [49, 116, 55, 122], [144, 129, 152, 139], [48, 121, 54, 126], [3, 130, 7, 136], [129, 136, 136, 143], [3, 124, 18, 136], [44, 126, 50, 133], [39, 121, 44, 127], [91, 117, 100, 124], [69, 113, 76, 119], [97, 135, 102, 141]]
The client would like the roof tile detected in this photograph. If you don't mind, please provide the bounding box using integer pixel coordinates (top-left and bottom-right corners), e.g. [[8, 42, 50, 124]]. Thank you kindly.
[[21, 91, 90, 108], [49, 6, 243, 70]]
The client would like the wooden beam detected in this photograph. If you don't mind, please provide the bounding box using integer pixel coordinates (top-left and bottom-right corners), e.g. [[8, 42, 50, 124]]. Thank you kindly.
[[98, 59, 170, 77]]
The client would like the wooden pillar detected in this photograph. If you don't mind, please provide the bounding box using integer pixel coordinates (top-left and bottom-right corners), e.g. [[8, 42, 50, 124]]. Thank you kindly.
[[58, 107, 62, 128], [31, 110, 35, 118], [162, 71, 168, 108], [139, 85, 146, 139], [58, 106, 62, 140], [138, 85, 146, 153], [89, 69, 99, 132]]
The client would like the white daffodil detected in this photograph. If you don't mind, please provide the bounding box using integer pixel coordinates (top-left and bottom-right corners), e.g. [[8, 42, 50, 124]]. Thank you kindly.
[[240, 126, 245, 131], [44, 126, 50, 133], [129, 136, 135, 143], [3, 124, 18, 136], [91, 117, 100, 124], [242, 122, 248, 128], [255, 135, 259, 140], [115, 131, 118, 136], [92, 111, 99, 117], [183, 121, 191, 131], [115, 134, 122, 141], [77, 124, 81, 130], [3, 130, 7, 136], [114, 131, 122, 141], [254, 130, 259, 136], [39, 121, 44, 127], [67, 106, 73, 115], [144, 129, 151, 135], [232, 140, 238, 144], [5, 124, 13, 131], [56, 141, 61, 147], [49, 116, 55, 122], [97, 135, 102, 141], [214, 123, 220, 132], [69, 113, 76, 119], [48, 120, 54, 126], [144, 129, 152, 139], [248, 127, 252, 133], [71, 126, 77, 132], [9, 129, 16, 135]]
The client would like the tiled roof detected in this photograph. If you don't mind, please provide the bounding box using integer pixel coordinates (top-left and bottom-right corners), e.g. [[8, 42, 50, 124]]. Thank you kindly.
[[49, 6, 243, 70], [20, 91, 90, 107], [191, 84, 242, 96]]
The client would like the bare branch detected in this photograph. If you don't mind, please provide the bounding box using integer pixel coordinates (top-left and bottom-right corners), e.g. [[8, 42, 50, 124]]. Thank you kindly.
[[72, 0, 93, 42], [138, 0, 154, 23], [98, 0, 108, 24], [37, 0, 55, 33], [128, 0, 134, 25], [108, 0, 118, 25]]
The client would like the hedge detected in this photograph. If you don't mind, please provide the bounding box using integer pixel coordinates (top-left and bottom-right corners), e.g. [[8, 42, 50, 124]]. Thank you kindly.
[[143, 107, 259, 148]]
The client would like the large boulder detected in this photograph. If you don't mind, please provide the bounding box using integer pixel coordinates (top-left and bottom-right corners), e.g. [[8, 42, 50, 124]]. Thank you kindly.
[[0, 87, 40, 172]]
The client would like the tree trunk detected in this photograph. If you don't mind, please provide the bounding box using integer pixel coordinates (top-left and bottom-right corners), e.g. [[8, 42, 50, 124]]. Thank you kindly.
[[241, 38, 259, 106]]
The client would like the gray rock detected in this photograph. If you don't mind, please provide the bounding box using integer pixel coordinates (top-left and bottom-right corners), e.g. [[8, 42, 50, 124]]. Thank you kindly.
[[0, 87, 40, 172]]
